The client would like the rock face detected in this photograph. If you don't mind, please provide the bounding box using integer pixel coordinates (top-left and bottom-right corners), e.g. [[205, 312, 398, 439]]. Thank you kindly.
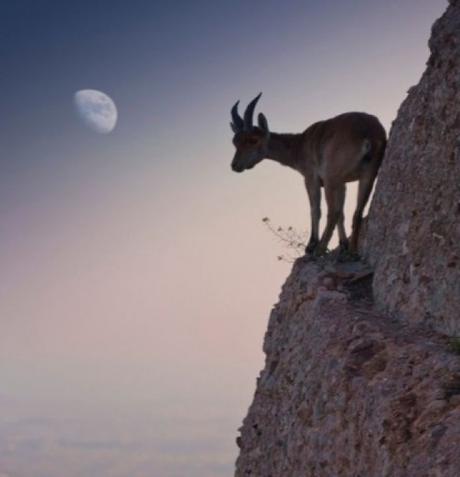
[[235, 2, 460, 476], [235, 258, 460, 476], [362, 0, 460, 336]]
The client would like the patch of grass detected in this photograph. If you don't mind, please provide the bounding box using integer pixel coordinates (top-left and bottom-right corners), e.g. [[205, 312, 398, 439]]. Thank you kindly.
[[447, 336, 460, 355]]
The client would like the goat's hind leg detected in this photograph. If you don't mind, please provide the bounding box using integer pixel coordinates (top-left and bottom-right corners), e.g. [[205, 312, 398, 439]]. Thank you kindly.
[[336, 186, 349, 252], [317, 183, 345, 255], [349, 171, 377, 253]]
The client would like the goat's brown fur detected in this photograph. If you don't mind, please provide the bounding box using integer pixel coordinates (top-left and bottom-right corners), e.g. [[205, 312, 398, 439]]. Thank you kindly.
[[230, 94, 387, 254]]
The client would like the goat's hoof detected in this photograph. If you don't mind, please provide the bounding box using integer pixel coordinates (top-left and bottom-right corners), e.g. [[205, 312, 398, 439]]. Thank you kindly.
[[305, 240, 318, 255], [348, 246, 360, 258], [313, 246, 328, 257], [339, 246, 361, 261], [339, 239, 349, 252]]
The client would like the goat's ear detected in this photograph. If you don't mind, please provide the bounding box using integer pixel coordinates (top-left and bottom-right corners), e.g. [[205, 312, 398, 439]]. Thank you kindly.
[[258, 113, 270, 135], [230, 122, 239, 134]]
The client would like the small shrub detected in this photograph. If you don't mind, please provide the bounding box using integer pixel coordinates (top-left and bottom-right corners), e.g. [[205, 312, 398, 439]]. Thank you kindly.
[[262, 217, 308, 263]]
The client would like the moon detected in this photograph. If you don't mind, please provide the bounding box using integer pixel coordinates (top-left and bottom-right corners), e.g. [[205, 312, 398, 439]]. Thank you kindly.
[[74, 89, 118, 134]]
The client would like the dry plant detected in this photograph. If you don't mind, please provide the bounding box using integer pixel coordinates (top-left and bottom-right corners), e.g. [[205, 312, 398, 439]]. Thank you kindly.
[[262, 217, 309, 263]]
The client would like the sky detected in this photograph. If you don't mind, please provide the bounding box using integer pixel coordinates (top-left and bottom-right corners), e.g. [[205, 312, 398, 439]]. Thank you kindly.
[[0, 0, 447, 475]]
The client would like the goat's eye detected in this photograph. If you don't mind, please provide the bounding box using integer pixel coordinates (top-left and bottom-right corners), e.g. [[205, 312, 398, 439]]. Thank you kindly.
[[247, 137, 258, 145]]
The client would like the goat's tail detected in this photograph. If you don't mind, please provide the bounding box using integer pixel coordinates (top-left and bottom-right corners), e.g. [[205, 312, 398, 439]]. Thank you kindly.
[[361, 137, 386, 165], [361, 139, 372, 162]]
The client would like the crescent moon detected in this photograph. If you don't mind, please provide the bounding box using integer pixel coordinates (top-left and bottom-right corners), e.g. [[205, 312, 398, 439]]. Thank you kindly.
[[74, 89, 118, 134]]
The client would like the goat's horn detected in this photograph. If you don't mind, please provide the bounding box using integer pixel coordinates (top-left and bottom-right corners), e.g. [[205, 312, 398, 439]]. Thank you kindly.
[[243, 92, 262, 130], [231, 101, 244, 132]]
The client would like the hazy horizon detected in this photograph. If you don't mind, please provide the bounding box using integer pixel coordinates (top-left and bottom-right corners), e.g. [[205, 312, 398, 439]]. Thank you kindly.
[[0, 0, 447, 475]]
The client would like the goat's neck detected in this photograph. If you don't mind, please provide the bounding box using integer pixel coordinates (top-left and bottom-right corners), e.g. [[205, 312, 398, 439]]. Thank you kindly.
[[265, 133, 302, 170]]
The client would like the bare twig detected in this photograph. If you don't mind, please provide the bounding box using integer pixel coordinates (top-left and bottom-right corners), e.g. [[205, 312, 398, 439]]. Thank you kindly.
[[262, 217, 308, 263]]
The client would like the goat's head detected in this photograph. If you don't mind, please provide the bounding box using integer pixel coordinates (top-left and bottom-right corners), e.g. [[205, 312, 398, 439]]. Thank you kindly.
[[230, 93, 270, 173]]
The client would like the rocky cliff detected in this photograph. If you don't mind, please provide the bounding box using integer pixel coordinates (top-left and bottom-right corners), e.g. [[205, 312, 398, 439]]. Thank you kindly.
[[235, 2, 460, 476], [235, 258, 460, 476], [362, 0, 460, 336]]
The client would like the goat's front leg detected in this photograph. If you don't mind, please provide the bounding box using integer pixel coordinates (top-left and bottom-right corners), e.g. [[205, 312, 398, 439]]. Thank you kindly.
[[316, 183, 345, 254], [304, 176, 321, 253]]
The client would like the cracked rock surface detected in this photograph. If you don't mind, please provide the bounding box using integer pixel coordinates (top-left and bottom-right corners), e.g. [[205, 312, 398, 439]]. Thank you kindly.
[[235, 257, 460, 477], [362, 0, 460, 335]]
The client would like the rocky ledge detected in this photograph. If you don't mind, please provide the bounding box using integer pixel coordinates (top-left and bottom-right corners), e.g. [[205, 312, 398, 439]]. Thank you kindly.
[[235, 256, 460, 477]]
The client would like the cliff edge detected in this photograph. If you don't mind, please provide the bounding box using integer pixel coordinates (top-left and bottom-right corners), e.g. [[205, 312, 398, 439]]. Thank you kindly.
[[235, 2, 460, 476], [235, 258, 460, 476]]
